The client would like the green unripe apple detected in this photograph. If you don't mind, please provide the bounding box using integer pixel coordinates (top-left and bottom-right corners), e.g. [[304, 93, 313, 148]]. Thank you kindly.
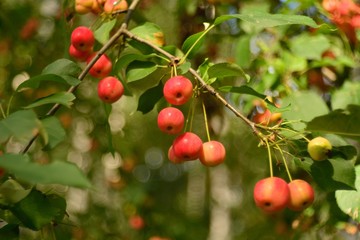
[[307, 137, 332, 161]]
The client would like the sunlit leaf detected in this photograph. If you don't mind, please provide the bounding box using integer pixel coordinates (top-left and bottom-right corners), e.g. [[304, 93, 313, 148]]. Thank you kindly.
[[42, 58, 82, 77], [181, 31, 205, 58], [290, 34, 331, 60], [41, 117, 66, 150], [0, 179, 31, 205], [126, 61, 158, 82], [208, 62, 250, 81], [94, 19, 116, 45], [24, 92, 75, 109], [214, 12, 319, 28], [335, 165, 360, 222], [17, 74, 80, 91], [0, 154, 91, 188], [0, 110, 38, 143], [130, 22, 165, 47], [306, 105, 360, 140], [332, 82, 360, 110]]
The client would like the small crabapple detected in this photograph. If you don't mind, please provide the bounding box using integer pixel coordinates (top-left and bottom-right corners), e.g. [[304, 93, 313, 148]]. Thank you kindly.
[[253, 177, 290, 213], [168, 145, 184, 164], [287, 179, 315, 211], [70, 26, 95, 52], [163, 76, 193, 105], [87, 53, 113, 78], [97, 76, 124, 103], [157, 107, 184, 134], [199, 140, 226, 167], [307, 136, 332, 161], [172, 132, 203, 161], [69, 44, 92, 62]]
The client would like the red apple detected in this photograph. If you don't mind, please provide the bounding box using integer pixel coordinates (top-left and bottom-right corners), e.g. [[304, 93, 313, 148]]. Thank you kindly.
[[69, 44, 92, 62], [70, 26, 95, 52], [157, 107, 184, 134], [168, 145, 184, 164], [199, 140, 226, 167], [97, 76, 124, 103], [87, 53, 113, 78], [92, 0, 106, 14], [172, 132, 203, 161], [287, 179, 315, 211], [129, 215, 145, 230], [104, 0, 128, 14], [253, 177, 290, 213], [163, 76, 193, 105]]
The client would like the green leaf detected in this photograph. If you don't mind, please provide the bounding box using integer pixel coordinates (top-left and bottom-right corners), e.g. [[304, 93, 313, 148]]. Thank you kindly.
[[94, 19, 116, 45], [208, 62, 250, 81], [42, 59, 81, 76], [290, 34, 331, 60], [41, 117, 66, 150], [103, 103, 115, 155], [126, 61, 158, 82], [0, 224, 19, 240], [0, 154, 92, 188], [236, 35, 252, 68], [198, 58, 215, 84], [306, 105, 360, 140], [177, 61, 191, 75], [181, 31, 205, 58], [10, 189, 66, 230], [295, 158, 356, 191], [137, 82, 163, 114], [115, 53, 160, 72], [17, 74, 81, 91], [24, 92, 75, 109], [214, 12, 319, 28], [332, 81, 360, 110], [335, 165, 360, 222], [282, 91, 329, 131], [0, 179, 31, 205], [0, 110, 39, 143], [218, 85, 267, 99]]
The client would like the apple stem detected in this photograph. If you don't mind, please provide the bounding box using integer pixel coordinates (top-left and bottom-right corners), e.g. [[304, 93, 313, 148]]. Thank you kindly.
[[184, 98, 196, 133], [202, 100, 211, 142], [274, 144, 293, 182], [264, 137, 273, 178], [0, 104, 5, 119]]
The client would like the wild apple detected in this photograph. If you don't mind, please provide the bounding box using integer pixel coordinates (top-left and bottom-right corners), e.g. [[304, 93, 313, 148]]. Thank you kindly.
[[287, 179, 315, 211], [172, 132, 203, 161], [97, 76, 124, 103], [104, 0, 128, 14], [87, 53, 113, 78], [70, 26, 95, 52], [253, 177, 290, 213], [69, 44, 92, 62], [199, 140, 226, 167], [92, 0, 106, 14], [168, 145, 184, 164], [163, 76, 193, 105], [157, 107, 184, 134], [129, 215, 145, 230], [307, 136, 332, 161]]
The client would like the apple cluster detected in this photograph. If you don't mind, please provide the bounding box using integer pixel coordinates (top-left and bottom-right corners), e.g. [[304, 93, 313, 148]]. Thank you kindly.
[[75, 0, 128, 15], [250, 100, 282, 126], [253, 177, 315, 213], [157, 76, 226, 167], [69, 26, 124, 103]]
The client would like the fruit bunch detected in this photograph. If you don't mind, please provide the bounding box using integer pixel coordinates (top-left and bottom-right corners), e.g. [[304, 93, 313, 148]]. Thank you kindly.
[[253, 136, 332, 213], [157, 75, 226, 167], [75, 0, 128, 15], [253, 177, 315, 213], [322, 0, 360, 45], [69, 26, 124, 103], [250, 99, 282, 126]]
